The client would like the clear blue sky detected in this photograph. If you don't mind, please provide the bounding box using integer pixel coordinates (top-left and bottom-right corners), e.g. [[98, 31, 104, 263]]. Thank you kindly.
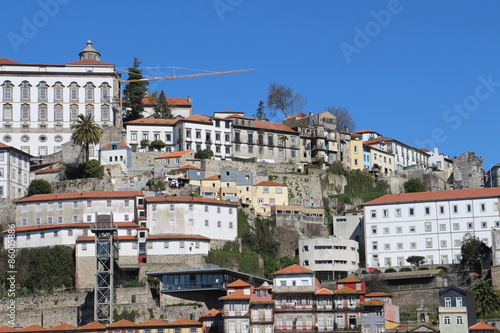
[[1, 1, 499, 169]]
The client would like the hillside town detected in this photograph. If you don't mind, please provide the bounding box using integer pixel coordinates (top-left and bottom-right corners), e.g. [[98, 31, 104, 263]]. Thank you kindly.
[[0, 41, 499, 333]]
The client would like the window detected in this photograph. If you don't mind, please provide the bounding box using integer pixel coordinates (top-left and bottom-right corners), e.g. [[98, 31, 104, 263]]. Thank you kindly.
[[189, 204, 193, 211], [397, 243, 403, 250], [383, 227, 389, 234], [276, 187, 282, 194], [383, 209, 388, 217], [170, 204, 174, 212], [384, 243, 390, 250], [35, 218, 41, 225], [409, 226, 416, 233], [481, 221, 487, 229], [217, 221, 221, 228], [205, 220, 209, 227], [467, 222, 474, 229], [371, 226, 377, 235], [73, 216, 78, 223], [439, 223, 446, 231], [425, 206, 430, 215], [409, 208, 414, 216], [444, 316, 450, 325], [456, 316, 463, 325], [439, 205, 445, 214], [169, 218, 175, 226], [217, 207, 221, 213], [426, 238, 433, 248], [441, 240, 447, 247], [188, 219, 194, 226], [453, 205, 458, 213], [48, 217, 53, 225], [481, 203, 486, 212], [454, 239, 462, 247], [396, 226, 402, 234], [370, 210, 376, 218], [395, 208, 401, 217], [410, 242, 416, 249], [425, 222, 432, 232], [456, 297, 463, 307], [372, 241, 378, 250], [21, 104, 30, 120], [453, 223, 460, 230]]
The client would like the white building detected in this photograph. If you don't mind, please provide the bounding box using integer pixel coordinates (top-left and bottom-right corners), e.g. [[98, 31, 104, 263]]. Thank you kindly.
[[0, 41, 120, 157], [364, 188, 500, 269], [299, 236, 360, 281], [124, 118, 178, 152], [145, 196, 239, 241], [142, 96, 192, 118], [0, 142, 31, 199]]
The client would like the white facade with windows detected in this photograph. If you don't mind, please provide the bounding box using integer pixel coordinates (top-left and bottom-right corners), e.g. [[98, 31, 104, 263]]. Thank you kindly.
[[364, 188, 500, 269], [0, 143, 31, 199], [0, 41, 119, 157], [145, 196, 238, 241]]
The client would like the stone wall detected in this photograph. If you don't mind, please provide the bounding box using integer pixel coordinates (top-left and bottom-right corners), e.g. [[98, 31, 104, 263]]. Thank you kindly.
[[0, 198, 16, 230], [453, 151, 484, 189], [52, 177, 114, 193]]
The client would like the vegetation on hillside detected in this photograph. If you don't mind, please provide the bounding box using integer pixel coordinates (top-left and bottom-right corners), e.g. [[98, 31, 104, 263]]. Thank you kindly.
[[469, 278, 500, 318], [205, 209, 297, 279], [403, 178, 427, 193], [27, 179, 53, 196], [0, 246, 75, 295]]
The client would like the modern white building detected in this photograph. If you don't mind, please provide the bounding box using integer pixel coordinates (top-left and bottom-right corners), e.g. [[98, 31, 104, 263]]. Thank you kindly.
[[364, 188, 500, 269], [0, 41, 120, 157], [299, 236, 360, 281], [0, 142, 31, 199]]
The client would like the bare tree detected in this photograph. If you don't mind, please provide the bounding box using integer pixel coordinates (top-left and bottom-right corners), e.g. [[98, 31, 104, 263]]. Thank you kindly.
[[267, 82, 306, 118], [325, 106, 356, 132]]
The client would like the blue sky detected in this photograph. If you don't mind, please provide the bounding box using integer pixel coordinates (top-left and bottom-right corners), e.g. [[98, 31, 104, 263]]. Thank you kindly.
[[1, 1, 499, 169]]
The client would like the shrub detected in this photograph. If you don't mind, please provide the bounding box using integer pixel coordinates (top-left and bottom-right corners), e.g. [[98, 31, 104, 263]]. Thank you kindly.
[[27, 179, 53, 196], [84, 160, 104, 179]]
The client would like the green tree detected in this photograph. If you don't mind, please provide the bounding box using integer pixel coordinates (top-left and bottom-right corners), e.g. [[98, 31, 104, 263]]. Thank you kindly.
[[27, 179, 52, 196], [71, 114, 103, 163], [267, 82, 306, 118], [403, 178, 427, 193], [140, 139, 150, 150], [123, 57, 149, 123], [152, 90, 173, 119], [255, 100, 268, 121], [150, 140, 166, 151], [84, 159, 104, 179], [469, 278, 500, 318], [194, 149, 214, 159], [406, 255, 425, 267], [461, 233, 491, 273]]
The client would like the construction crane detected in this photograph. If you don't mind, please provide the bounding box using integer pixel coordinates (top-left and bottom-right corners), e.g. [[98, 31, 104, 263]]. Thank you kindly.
[[116, 67, 254, 83]]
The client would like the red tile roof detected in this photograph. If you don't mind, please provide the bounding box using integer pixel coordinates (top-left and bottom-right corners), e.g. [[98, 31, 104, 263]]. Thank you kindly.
[[18, 325, 47, 332], [285, 113, 308, 120], [172, 165, 203, 172], [16, 191, 143, 203], [124, 118, 179, 126], [145, 196, 238, 206], [78, 321, 107, 330], [337, 276, 362, 283], [77, 235, 137, 242], [141, 97, 192, 106], [165, 318, 202, 326], [333, 286, 363, 294], [4, 222, 138, 234], [155, 150, 194, 159], [203, 175, 221, 180], [215, 110, 245, 114], [100, 141, 129, 149], [255, 120, 296, 133], [254, 181, 287, 187], [315, 288, 334, 295], [219, 291, 251, 300], [181, 114, 212, 124], [0, 326, 15, 332], [230, 114, 254, 120], [469, 321, 499, 331], [66, 59, 114, 66], [147, 234, 210, 241], [107, 319, 138, 328], [353, 129, 380, 134], [227, 279, 251, 287], [34, 168, 61, 174], [139, 318, 170, 327], [363, 299, 384, 306], [0, 57, 23, 65], [50, 323, 78, 330], [365, 187, 500, 206], [201, 308, 221, 317], [365, 292, 391, 297], [274, 264, 314, 274]]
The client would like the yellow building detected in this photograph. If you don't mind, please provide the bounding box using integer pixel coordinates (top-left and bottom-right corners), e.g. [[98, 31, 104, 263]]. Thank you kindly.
[[251, 181, 288, 217], [163, 318, 203, 333], [350, 135, 363, 170], [369, 146, 394, 176]]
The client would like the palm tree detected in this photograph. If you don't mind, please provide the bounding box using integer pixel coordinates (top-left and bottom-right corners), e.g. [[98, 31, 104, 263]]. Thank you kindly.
[[469, 278, 500, 317], [71, 114, 103, 163]]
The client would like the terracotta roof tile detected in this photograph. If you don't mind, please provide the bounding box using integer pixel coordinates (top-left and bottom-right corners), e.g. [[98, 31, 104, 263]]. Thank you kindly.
[[219, 291, 251, 300], [78, 321, 107, 330], [227, 279, 251, 288], [469, 321, 499, 331], [16, 191, 143, 203], [363, 299, 384, 306], [0, 326, 15, 332], [255, 120, 296, 133], [315, 288, 334, 295], [141, 97, 191, 106], [203, 175, 220, 180], [66, 59, 114, 66], [201, 308, 221, 317], [18, 325, 47, 332], [50, 323, 78, 330], [365, 187, 500, 206], [333, 286, 363, 294], [366, 292, 391, 297], [285, 113, 308, 120], [337, 276, 362, 283], [254, 181, 287, 187], [172, 165, 203, 172], [181, 114, 212, 124], [165, 318, 202, 326], [274, 264, 314, 274], [100, 141, 129, 149], [155, 150, 194, 159], [34, 168, 61, 174], [139, 318, 170, 327], [0, 57, 23, 65], [107, 319, 138, 328], [146, 196, 238, 206], [215, 110, 245, 114]]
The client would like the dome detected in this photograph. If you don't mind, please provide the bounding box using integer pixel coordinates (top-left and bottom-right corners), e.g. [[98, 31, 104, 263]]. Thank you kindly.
[[79, 40, 101, 61]]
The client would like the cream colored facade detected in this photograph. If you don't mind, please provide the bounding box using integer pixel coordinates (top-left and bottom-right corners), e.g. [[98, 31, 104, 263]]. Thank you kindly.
[[350, 137, 363, 171], [251, 181, 288, 217], [369, 146, 394, 176]]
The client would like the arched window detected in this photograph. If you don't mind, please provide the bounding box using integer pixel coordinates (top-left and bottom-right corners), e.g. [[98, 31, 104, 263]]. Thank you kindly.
[[54, 104, 63, 121], [2, 81, 14, 101], [3, 104, 12, 120], [37, 81, 48, 101], [84, 82, 95, 102], [52, 82, 65, 101], [19, 81, 32, 101], [69, 82, 80, 101]]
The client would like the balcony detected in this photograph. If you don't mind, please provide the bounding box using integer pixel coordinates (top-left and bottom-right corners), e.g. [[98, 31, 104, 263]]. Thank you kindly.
[[273, 285, 317, 293], [222, 310, 249, 317], [275, 326, 316, 333], [250, 316, 273, 323], [275, 304, 314, 312]]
